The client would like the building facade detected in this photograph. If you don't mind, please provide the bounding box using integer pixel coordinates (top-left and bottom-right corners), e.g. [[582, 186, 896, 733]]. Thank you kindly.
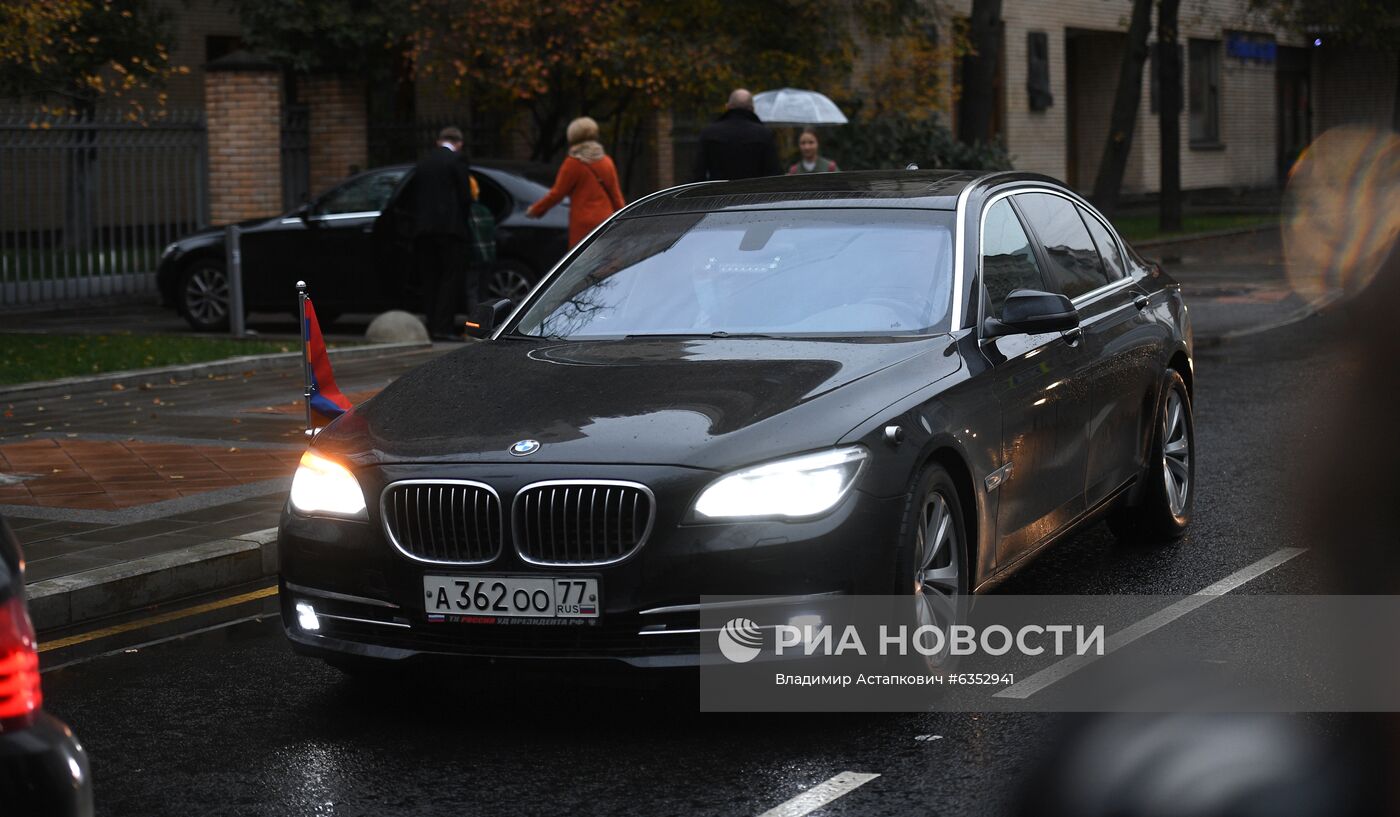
[[939, 0, 1397, 196]]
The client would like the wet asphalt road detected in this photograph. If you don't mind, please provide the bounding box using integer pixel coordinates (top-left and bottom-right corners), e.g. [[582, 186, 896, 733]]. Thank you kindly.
[[37, 310, 1348, 817]]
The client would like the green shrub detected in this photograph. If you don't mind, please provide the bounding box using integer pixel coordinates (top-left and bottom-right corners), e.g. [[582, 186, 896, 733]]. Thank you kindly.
[[823, 111, 1013, 172]]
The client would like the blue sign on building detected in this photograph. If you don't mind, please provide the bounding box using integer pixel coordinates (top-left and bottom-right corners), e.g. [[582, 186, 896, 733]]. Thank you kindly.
[[1227, 33, 1278, 63]]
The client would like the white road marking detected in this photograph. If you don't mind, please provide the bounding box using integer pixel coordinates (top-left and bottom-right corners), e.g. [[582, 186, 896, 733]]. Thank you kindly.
[[993, 547, 1306, 700], [756, 771, 881, 817]]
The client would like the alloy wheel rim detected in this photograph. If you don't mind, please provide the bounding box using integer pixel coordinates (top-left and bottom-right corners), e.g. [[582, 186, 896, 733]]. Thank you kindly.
[[487, 268, 532, 301], [184, 266, 229, 324], [1161, 389, 1191, 516], [912, 490, 961, 660]]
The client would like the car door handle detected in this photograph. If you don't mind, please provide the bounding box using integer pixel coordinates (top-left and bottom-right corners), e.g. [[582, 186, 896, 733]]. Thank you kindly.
[[1062, 326, 1083, 344], [1133, 294, 1150, 310]]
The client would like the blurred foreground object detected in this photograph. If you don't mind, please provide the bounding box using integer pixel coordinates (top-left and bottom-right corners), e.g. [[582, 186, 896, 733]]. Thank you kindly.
[[1283, 126, 1400, 306]]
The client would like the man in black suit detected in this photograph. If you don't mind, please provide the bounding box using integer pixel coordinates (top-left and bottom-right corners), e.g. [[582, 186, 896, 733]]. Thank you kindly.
[[692, 89, 783, 182], [407, 126, 475, 340]]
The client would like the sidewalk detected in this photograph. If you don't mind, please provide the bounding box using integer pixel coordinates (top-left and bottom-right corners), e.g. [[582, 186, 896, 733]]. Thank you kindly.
[[3, 225, 1302, 635], [1139, 225, 1312, 344], [1, 343, 447, 631]]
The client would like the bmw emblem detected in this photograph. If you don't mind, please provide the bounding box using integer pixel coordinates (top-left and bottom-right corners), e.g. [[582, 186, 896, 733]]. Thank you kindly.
[[510, 439, 541, 457]]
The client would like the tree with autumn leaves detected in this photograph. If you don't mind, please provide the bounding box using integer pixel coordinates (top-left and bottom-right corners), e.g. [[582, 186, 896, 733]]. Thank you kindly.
[[0, 0, 183, 120], [235, 0, 970, 177]]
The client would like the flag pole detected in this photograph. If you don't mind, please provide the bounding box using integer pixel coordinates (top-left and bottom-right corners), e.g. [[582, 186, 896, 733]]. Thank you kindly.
[[297, 280, 314, 438]]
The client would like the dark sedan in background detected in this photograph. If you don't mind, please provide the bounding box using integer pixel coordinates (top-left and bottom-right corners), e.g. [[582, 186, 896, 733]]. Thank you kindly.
[[157, 162, 570, 331], [0, 515, 93, 816], [278, 170, 1194, 672]]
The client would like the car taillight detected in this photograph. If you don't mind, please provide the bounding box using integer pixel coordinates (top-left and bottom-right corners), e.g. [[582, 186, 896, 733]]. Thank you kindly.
[[0, 594, 41, 726]]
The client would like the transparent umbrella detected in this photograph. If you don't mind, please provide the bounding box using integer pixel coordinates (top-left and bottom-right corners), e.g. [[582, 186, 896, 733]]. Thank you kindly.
[[753, 88, 849, 126]]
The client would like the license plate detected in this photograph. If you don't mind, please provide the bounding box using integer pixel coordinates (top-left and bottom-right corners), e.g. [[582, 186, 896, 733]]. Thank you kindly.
[[422, 575, 600, 620]]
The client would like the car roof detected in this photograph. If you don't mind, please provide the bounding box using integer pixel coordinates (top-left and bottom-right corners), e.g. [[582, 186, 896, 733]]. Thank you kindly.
[[618, 170, 1062, 218]]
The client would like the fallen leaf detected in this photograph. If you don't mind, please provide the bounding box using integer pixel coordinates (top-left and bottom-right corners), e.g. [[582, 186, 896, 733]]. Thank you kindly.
[[111, 383, 125, 391]]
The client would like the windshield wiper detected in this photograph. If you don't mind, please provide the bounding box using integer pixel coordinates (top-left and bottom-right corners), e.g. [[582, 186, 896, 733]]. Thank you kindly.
[[498, 332, 559, 341]]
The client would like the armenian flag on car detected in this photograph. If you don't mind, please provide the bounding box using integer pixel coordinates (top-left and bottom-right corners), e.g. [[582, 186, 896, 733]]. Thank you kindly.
[[303, 297, 352, 421]]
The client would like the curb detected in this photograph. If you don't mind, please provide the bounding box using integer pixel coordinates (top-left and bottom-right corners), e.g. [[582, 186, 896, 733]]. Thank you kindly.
[[27, 527, 278, 633], [0, 341, 430, 402], [1134, 223, 1278, 253]]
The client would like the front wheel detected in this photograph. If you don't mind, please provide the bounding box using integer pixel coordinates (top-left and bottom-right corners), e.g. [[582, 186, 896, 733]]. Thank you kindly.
[[480, 260, 536, 302], [894, 464, 970, 671], [177, 259, 231, 332], [1108, 369, 1194, 543]]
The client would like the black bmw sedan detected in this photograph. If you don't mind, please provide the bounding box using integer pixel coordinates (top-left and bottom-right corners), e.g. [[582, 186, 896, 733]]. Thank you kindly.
[[278, 170, 1194, 670], [156, 162, 570, 331]]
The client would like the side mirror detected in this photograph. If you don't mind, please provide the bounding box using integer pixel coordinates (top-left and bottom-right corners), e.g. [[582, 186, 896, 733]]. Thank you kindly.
[[983, 289, 1079, 339], [464, 299, 513, 339]]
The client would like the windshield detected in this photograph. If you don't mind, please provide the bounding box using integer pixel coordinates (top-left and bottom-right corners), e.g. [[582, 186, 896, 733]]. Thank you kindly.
[[511, 209, 956, 339]]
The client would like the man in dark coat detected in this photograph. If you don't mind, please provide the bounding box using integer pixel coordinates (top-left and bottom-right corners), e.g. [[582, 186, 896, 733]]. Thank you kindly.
[[406, 126, 475, 340], [692, 88, 783, 182]]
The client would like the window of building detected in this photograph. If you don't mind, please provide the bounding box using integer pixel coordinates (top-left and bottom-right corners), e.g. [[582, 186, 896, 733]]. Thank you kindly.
[[1189, 39, 1222, 146]]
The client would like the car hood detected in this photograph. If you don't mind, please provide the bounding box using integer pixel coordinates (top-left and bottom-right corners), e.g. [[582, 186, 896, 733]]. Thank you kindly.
[[318, 336, 959, 471]]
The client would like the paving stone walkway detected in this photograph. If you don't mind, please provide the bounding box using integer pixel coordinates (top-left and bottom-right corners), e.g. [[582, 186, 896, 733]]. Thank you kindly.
[[0, 345, 447, 585]]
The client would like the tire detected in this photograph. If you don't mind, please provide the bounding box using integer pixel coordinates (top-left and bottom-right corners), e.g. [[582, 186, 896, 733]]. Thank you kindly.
[[177, 258, 231, 332], [892, 464, 970, 672], [480, 260, 537, 303], [1108, 368, 1194, 543]]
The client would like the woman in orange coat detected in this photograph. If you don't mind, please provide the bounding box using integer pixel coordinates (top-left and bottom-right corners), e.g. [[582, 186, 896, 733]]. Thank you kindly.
[[527, 116, 626, 246]]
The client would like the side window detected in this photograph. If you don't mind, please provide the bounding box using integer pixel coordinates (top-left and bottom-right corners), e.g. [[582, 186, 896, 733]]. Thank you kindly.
[[473, 174, 511, 221], [981, 199, 1049, 317], [313, 170, 407, 217], [1015, 192, 1109, 299], [1078, 205, 1126, 280]]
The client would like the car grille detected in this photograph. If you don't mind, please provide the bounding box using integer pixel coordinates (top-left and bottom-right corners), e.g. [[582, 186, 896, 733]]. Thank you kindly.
[[513, 481, 654, 565], [381, 481, 503, 564]]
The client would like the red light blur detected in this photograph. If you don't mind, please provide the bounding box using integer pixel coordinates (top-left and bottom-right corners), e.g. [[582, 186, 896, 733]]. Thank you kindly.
[[0, 595, 42, 722]]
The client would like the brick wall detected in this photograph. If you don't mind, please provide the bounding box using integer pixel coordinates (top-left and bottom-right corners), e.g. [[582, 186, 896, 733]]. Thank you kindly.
[[651, 111, 675, 191], [204, 55, 282, 225], [300, 75, 368, 196]]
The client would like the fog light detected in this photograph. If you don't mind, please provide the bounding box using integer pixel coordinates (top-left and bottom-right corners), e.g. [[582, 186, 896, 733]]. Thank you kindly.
[[295, 601, 320, 632]]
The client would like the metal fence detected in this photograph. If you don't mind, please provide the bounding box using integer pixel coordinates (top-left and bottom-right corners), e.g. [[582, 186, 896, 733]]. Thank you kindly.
[[281, 104, 310, 210], [0, 110, 208, 307]]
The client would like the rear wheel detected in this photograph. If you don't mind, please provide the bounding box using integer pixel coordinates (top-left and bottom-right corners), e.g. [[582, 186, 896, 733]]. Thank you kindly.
[[177, 259, 230, 332], [1109, 369, 1194, 543]]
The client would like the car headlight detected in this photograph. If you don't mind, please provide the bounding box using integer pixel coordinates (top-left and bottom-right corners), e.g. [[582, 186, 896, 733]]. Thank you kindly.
[[289, 451, 367, 519], [692, 446, 868, 521], [160, 242, 179, 259]]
